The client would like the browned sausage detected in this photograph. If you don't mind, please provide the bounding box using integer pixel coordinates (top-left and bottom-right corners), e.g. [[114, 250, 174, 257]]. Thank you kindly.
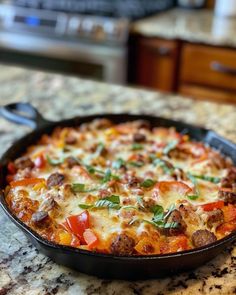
[[221, 167, 236, 189], [161, 209, 187, 236], [133, 133, 146, 143], [47, 173, 65, 188], [40, 196, 58, 212], [123, 173, 143, 188], [31, 211, 49, 226], [218, 189, 236, 204], [110, 233, 135, 255], [192, 230, 217, 248], [66, 156, 80, 168], [65, 135, 77, 145], [133, 120, 151, 130], [14, 156, 34, 170], [206, 209, 224, 229]]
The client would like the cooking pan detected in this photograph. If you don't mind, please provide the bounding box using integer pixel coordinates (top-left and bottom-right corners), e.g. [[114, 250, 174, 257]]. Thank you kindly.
[[0, 102, 235, 280]]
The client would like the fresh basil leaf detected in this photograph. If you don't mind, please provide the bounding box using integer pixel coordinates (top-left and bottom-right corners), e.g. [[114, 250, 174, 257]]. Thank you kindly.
[[192, 174, 221, 184], [132, 143, 144, 151], [151, 204, 164, 215], [163, 204, 176, 220], [187, 195, 199, 201], [151, 205, 164, 223], [95, 142, 105, 156], [102, 169, 112, 183], [122, 205, 138, 210], [136, 196, 145, 209], [140, 179, 156, 188], [85, 165, 105, 175], [79, 204, 93, 209], [72, 183, 98, 193], [112, 158, 125, 170], [162, 222, 179, 229], [187, 172, 200, 196], [129, 161, 144, 167], [46, 155, 64, 166], [95, 195, 120, 209], [105, 195, 120, 204], [153, 158, 174, 174], [163, 140, 178, 155]]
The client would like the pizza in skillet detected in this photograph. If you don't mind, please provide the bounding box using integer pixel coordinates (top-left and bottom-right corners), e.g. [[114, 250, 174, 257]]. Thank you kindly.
[[4, 119, 236, 255]]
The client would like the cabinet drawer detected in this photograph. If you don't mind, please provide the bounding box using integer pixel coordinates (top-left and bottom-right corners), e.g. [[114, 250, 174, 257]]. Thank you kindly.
[[179, 84, 236, 104], [180, 44, 236, 91]]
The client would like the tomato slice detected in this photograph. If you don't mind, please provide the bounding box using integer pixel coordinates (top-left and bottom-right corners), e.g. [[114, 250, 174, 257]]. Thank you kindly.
[[66, 211, 90, 243], [7, 162, 16, 174], [156, 181, 192, 196], [10, 178, 45, 187], [216, 221, 236, 237], [83, 229, 99, 249], [201, 201, 224, 212], [34, 155, 46, 169], [222, 204, 236, 222]]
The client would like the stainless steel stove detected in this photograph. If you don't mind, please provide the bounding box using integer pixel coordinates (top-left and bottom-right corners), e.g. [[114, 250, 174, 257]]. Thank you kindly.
[[0, 0, 174, 84]]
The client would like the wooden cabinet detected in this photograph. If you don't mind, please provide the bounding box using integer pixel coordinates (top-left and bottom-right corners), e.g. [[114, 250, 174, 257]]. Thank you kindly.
[[179, 44, 236, 103], [136, 38, 179, 92], [133, 36, 236, 104]]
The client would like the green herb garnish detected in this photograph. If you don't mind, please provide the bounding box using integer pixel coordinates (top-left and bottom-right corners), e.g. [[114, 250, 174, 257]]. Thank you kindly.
[[153, 158, 174, 174], [129, 161, 144, 168], [46, 155, 64, 166], [132, 143, 144, 151], [163, 140, 178, 155], [140, 179, 156, 188], [102, 168, 120, 183], [85, 165, 105, 175], [79, 204, 94, 209], [94, 195, 121, 209], [95, 142, 105, 156], [151, 205, 164, 222], [79, 195, 121, 210], [187, 195, 199, 201], [72, 183, 98, 193], [136, 196, 145, 209], [191, 174, 221, 184], [112, 158, 125, 170]]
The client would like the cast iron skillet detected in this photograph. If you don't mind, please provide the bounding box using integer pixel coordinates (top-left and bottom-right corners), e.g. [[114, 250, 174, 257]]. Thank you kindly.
[[0, 102, 235, 280]]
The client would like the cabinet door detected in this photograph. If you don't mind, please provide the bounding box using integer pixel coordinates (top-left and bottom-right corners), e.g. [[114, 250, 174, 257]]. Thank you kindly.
[[136, 38, 179, 92], [180, 44, 236, 92]]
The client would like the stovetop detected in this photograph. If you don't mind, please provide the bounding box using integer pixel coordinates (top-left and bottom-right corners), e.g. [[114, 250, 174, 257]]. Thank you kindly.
[[0, 0, 174, 45], [11, 0, 175, 19]]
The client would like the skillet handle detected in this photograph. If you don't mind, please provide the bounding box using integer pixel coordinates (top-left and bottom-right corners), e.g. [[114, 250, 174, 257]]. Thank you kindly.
[[0, 102, 51, 129]]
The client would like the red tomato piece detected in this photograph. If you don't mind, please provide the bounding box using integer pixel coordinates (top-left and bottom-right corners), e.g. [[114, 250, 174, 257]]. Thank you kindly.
[[169, 235, 189, 252], [83, 229, 99, 249], [217, 221, 236, 236], [155, 181, 192, 196], [10, 178, 45, 187], [66, 211, 90, 243], [7, 162, 16, 174], [34, 155, 46, 168], [222, 204, 236, 222], [201, 201, 224, 212]]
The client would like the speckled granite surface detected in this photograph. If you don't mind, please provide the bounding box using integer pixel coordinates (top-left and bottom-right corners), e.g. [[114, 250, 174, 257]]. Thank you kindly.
[[132, 8, 236, 48], [0, 65, 235, 295]]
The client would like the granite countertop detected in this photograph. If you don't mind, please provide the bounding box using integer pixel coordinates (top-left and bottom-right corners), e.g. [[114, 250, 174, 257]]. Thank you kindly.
[[132, 8, 236, 48], [0, 65, 236, 295]]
